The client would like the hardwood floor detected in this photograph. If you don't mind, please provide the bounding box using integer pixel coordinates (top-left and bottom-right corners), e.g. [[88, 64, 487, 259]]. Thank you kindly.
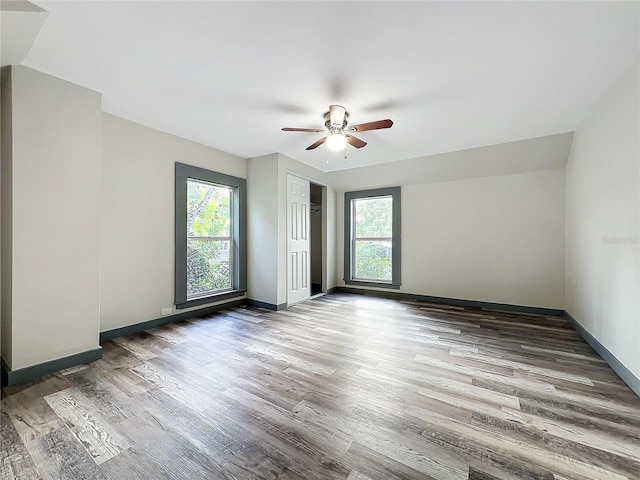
[[2, 293, 639, 480]]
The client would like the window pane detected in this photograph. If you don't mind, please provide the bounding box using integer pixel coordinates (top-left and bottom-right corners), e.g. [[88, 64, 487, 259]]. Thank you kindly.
[[354, 196, 392, 238], [187, 179, 231, 237], [187, 239, 231, 297], [354, 239, 392, 281]]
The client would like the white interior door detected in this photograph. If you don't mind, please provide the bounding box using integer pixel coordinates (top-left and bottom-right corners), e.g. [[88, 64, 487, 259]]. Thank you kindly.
[[287, 174, 310, 305]]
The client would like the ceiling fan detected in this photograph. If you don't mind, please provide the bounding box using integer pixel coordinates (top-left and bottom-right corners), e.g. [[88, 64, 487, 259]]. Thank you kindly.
[[282, 105, 393, 151]]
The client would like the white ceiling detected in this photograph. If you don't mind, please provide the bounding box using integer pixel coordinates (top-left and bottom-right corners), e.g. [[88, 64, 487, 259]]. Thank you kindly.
[[14, 1, 640, 172], [0, 1, 48, 66]]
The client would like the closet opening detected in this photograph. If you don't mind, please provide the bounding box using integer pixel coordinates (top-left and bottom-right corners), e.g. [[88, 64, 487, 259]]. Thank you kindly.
[[310, 183, 324, 296]]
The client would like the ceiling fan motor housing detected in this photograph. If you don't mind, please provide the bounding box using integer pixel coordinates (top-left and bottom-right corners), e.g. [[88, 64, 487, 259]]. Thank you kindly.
[[324, 111, 349, 130]]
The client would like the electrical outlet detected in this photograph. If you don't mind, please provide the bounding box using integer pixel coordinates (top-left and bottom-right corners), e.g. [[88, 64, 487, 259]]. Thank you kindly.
[[161, 308, 172, 316]]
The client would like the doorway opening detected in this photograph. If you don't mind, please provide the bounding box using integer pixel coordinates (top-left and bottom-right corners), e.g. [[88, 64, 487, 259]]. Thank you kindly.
[[310, 183, 324, 296]]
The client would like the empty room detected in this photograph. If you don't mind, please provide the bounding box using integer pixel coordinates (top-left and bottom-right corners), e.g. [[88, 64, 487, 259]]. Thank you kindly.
[[1, 1, 639, 479]]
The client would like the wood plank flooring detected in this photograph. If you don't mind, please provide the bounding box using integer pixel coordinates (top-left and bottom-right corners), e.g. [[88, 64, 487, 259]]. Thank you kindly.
[[2, 293, 639, 480]]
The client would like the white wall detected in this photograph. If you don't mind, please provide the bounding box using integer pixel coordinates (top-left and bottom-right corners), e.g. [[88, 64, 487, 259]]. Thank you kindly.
[[246, 153, 279, 305], [101, 114, 246, 332], [565, 59, 639, 380], [246, 153, 335, 307], [330, 136, 569, 310], [4, 66, 101, 369], [329, 133, 572, 192], [102, 117, 335, 329], [326, 182, 337, 290], [403, 170, 566, 308]]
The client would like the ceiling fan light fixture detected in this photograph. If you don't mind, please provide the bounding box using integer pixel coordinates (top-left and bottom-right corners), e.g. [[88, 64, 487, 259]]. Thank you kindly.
[[326, 132, 347, 151], [282, 104, 393, 151]]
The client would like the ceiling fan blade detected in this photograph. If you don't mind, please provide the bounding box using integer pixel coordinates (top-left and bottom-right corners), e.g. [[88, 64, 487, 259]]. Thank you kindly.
[[306, 137, 327, 150], [350, 119, 393, 132], [346, 135, 367, 149], [282, 127, 324, 132], [329, 105, 346, 126]]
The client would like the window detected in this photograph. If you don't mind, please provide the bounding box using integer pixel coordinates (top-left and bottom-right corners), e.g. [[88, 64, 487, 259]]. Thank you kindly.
[[175, 163, 246, 308], [344, 187, 401, 288], [186, 179, 232, 297]]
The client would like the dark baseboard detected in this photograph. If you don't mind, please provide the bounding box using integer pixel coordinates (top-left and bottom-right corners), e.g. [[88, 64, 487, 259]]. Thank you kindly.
[[333, 286, 564, 317], [246, 299, 288, 311], [326, 287, 337, 295], [564, 311, 640, 397], [1, 347, 103, 388], [100, 298, 246, 342]]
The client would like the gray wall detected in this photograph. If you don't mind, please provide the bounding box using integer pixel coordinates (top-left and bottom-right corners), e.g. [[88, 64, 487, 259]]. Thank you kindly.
[[565, 58, 639, 380], [1, 67, 13, 362], [2, 66, 102, 370]]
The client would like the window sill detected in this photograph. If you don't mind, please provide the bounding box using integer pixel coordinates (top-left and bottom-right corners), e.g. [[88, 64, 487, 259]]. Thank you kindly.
[[175, 290, 246, 310], [345, 280, 400, 289]]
